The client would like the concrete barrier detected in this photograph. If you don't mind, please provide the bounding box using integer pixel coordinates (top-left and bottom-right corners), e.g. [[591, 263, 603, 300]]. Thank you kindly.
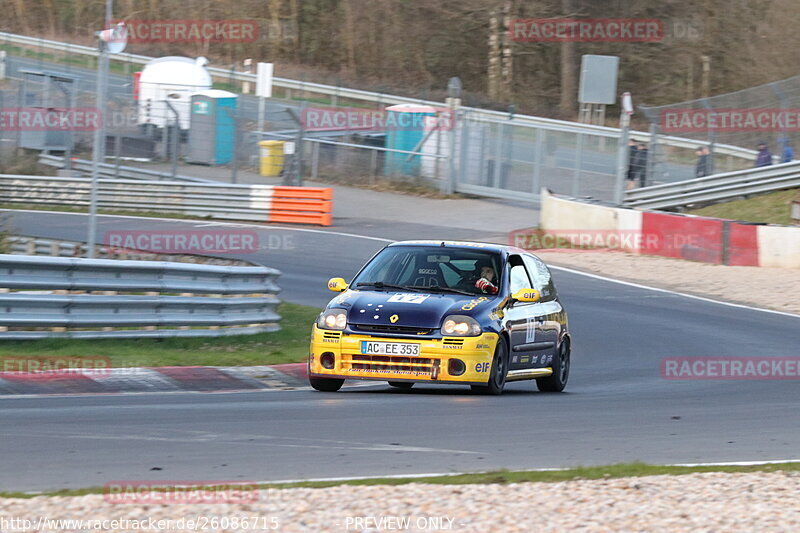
[[538, 188, 799, 268], [758, 225, 800, 268]]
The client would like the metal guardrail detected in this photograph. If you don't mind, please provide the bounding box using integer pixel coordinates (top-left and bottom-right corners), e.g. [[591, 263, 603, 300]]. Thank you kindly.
[[0, 254, 281, 339], [0, 174, 273, 221], [6, 236, 253, 265], [0, 31, 757, 162], [623, 160, 800, 210], [38, 154, 216, 183]]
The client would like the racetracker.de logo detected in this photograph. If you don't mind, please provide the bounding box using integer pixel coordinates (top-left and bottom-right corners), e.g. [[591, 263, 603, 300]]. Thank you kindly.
[[662, 357, 800, 380], [104, 481, 259, 504], [118, 20, 258, 43], [511, 18, 663, 42], [300, 107, 454, 132], [0, 356, 111, 376], [508, 229, 703, 253], [660, 108, 800, 133], [0, 108, 101, 132], [103, 230, 260, 255]]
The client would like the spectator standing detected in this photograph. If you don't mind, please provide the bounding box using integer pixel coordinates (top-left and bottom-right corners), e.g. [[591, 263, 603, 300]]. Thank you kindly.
[[782, 142, 794, 163], [626, 139, 638, 189], [633, 142, 649, 187], [695, 146, 710, 177], [755, 142, 773, 167]]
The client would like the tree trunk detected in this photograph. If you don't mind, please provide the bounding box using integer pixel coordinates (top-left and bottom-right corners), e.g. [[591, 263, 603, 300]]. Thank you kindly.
[[559, 0, 577, 116], [341, 0, 357, 75], [488, 8, 500, 100], [499, 0, 514, 102], [11, 0, 29, 33]]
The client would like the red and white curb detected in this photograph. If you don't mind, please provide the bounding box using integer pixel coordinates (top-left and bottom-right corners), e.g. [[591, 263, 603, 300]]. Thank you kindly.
[[0, 363, 309, 396]]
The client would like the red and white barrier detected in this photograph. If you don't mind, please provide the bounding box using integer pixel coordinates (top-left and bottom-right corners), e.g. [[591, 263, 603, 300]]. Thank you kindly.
[[539, 188, 799, 268]]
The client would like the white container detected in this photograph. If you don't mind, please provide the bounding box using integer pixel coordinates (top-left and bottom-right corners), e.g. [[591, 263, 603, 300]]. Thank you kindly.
[[137, 56, 212, 131]]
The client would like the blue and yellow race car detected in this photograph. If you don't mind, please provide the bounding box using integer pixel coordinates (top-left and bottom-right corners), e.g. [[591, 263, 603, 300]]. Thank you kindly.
[[308, 241, 570, 395]]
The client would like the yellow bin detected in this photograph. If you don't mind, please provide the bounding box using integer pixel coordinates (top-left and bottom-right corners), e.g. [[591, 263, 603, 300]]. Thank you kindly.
[[259, 140, 285, 176]]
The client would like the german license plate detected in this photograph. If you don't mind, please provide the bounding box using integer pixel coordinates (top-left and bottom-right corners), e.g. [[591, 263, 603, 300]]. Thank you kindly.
[[360, 341, 420, 356]]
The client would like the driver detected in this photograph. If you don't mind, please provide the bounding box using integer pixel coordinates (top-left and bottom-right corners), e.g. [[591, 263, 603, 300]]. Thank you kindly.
[[473, 260, 499, 295]]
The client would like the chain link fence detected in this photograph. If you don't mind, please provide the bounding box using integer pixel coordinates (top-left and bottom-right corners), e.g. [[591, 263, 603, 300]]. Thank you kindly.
[[1, 47, 767, 204], [638, 76, 800, 184]]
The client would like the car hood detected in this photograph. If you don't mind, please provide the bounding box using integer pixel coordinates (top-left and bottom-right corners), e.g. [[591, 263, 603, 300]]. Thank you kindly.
[[330, 290, 497, 329]]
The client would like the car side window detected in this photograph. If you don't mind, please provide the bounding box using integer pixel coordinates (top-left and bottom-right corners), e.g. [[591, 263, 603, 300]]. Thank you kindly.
[[507, 255, 533, 294], [522, 254, 556, 301]]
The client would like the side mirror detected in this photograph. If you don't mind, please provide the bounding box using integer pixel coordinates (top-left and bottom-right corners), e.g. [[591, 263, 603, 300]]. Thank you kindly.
[[511, 289, 540, 303], [327, 277, 348, 292]]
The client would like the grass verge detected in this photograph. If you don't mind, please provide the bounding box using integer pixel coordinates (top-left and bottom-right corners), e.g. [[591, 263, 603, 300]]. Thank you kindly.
[[687, 188, 798, 225], [0, 302, 318, 368], [4, 461, 800, 498]]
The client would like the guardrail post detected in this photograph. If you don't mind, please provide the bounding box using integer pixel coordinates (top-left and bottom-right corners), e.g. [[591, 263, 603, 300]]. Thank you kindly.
[[312, 141, 321, 180], [532, 128, 544, 198], [572, 133, 584, 198], [0, 51, 6, 80], [614, 110, 632, 205]]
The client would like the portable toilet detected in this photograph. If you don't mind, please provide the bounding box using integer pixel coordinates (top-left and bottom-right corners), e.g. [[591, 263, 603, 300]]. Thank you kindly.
[[383, 104, 438, 176], [186, 90, 238, 165]]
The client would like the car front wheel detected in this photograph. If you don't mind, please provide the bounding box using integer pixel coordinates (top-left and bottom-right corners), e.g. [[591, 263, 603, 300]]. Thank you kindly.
[[309, 376, 344, 392], [472, 338, 508, 395]]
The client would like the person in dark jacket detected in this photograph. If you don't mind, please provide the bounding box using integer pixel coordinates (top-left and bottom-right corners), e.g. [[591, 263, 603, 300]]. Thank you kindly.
[[695, 146, 710, 177], [627, 139, 638, 189], [633, 142, 648, 187], [755, 143, 773, 167]]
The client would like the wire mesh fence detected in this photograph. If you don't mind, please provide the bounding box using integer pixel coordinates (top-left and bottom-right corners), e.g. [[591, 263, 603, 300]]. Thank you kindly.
[[638, 76, 800, 183], [0, 43, 770, 204]]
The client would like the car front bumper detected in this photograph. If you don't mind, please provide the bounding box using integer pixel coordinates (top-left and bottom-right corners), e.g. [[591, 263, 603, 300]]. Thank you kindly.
[[309, 325, 499, 384]]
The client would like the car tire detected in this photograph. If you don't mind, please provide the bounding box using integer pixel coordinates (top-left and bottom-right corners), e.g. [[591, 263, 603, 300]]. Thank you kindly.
[[309, 376, 344, 392], [388, 381, 414, 390], [536, 340, 570, 392], [472, 338, 508, 395]]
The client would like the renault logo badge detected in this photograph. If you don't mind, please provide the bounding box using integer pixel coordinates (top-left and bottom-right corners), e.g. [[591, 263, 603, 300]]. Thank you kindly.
[[390, 314, 399, 323]]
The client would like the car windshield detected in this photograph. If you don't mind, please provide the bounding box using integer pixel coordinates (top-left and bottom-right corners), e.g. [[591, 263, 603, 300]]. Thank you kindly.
[[352, 246, 502, 296]]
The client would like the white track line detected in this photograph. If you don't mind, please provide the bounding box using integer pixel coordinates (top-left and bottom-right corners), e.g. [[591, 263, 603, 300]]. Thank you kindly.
[[548, 265, 800, 318], [0, 209, 395, 244]]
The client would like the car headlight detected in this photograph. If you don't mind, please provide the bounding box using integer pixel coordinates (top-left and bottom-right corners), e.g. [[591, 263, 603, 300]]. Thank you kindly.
[[318, 309, 347, 330], [441, 315, 481, 337]]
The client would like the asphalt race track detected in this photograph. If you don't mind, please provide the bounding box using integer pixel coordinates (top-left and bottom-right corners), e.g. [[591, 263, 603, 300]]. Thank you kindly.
[[0, 211, 798, 492]]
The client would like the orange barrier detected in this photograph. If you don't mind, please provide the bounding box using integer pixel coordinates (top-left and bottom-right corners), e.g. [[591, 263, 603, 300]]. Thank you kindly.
[[268, 186, 333, 226]]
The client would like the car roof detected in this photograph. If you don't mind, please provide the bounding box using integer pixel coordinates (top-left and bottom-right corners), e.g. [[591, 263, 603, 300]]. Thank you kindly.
[[387, 240, 526, 255]]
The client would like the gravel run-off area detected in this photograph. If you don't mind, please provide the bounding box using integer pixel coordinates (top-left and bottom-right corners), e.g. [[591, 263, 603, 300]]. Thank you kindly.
[[1, 471, 799, 532], [534, 250, 800, 315]]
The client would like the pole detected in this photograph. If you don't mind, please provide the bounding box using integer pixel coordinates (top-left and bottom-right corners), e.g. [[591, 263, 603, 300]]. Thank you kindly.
[[87, 0, 113, 258], [257, 96, 265, 135], [613, 111, 631, 205], [164, 100, 179, 179]]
